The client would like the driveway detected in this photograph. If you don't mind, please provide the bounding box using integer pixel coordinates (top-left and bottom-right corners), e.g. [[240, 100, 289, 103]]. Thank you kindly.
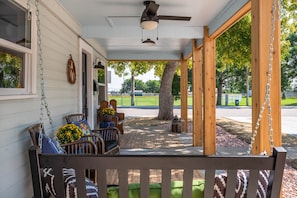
[[118, 106, 297, 135]]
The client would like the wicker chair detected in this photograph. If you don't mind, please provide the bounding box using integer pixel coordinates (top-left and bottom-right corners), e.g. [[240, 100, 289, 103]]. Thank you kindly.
[[98, 100, 125, 134], [28, 123, 98, 184], [65, 113, 120, 155]]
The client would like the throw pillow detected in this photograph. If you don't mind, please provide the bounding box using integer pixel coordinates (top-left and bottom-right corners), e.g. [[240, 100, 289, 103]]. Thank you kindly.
[[72, 119, 92, 135], [43, 168, 98, 198], [213, 169, 269, 198], [214, 170, 248, 198], [39, 134, 64, 154]]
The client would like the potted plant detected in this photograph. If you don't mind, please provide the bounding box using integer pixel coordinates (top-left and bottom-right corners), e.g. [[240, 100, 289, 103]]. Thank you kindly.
[[102, 107, 116, 122], [56, 124, 83, 144]]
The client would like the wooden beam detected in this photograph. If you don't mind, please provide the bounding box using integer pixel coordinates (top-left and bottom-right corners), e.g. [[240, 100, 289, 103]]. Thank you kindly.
[[203, 27, 216, 155], [192, 40, 203, 146], [180, 57, 188, 132], [210, 1, 251, 39], [251, 0, 281, 154]]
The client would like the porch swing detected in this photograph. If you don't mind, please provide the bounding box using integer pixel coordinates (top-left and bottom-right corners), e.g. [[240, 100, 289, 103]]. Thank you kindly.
[[28, 0, 287, 197]]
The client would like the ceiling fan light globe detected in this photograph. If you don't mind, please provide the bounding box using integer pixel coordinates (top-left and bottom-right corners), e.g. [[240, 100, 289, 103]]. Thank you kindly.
[[141, 20, 158, 30]]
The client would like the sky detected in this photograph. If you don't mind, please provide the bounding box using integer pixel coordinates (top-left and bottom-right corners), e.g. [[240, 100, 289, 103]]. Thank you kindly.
[[107, 68, 160, 91]]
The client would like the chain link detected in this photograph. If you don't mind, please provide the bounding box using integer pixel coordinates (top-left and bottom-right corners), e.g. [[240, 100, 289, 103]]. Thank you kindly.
[[34, 0, 54, 138], [27, 0, 31, 21], [248, 0, 279, 154]]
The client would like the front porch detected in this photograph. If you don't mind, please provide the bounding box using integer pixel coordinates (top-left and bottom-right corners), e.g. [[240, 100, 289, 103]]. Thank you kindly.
[[114, 117, 296, 197]]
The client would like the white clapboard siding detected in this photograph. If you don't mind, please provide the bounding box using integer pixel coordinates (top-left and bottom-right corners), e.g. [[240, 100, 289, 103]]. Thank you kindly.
[[0, 0, 100, 197]]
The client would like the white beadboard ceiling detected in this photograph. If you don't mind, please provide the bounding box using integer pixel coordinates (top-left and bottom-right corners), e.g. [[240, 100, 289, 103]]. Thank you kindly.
[[57, 0, 248, 60]]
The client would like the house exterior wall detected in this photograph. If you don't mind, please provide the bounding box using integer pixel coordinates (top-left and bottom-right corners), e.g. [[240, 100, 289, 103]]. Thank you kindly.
[[0, 0, 106, 197]]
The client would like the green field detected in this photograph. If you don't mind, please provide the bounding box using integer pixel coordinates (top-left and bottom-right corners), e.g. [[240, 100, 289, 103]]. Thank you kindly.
[[108, 95, 297, 107]]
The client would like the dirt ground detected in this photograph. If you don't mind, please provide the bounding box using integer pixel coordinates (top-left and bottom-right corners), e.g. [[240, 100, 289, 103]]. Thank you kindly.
[[216, 117, 297, 169]]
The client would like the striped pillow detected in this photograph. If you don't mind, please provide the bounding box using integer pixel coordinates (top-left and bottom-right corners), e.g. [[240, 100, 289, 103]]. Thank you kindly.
[[43, 168, 98, 198], [213, 169, 269, 198]]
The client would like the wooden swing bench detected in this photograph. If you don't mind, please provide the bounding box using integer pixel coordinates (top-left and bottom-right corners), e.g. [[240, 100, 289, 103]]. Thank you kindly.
[[29, 146, 286, 198]]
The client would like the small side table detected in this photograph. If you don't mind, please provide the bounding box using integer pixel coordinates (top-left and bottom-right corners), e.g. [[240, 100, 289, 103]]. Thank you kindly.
[[100, 121, 115, 128]]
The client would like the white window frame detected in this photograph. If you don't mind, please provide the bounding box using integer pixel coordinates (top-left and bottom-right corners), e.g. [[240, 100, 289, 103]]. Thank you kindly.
[[0, 0, 37, 100]]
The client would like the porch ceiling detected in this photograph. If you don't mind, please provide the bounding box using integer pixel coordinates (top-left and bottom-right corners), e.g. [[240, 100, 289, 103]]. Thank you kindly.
[[57, 0, 248, 60]]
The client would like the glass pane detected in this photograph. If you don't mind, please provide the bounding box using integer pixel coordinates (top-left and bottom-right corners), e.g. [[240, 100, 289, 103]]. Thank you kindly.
[[0, 0, 31, 48], [0, 46, 24, 88]]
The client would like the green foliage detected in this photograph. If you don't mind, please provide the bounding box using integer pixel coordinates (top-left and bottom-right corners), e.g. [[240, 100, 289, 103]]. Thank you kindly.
[[121, 79, 161, 93], [215, 14, 251, 98], [108, 61, 168, 78], [0, 51, 22, 88], [144, 80, 160, 93], [172, 74, 180, 100], [281, 32, 297, 91], [216, 14, 251, 69], [120, 79, 147, 93]]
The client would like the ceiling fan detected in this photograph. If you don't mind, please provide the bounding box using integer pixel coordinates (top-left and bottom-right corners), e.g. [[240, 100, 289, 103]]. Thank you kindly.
[[141, 1, 191, 30]]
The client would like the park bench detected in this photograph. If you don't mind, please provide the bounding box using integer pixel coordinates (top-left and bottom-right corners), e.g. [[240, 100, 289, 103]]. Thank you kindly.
[[29, 146, 286, 198]]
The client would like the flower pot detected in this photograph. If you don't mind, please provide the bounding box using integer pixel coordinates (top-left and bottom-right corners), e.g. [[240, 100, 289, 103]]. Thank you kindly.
[[103, 115, 113, 122]]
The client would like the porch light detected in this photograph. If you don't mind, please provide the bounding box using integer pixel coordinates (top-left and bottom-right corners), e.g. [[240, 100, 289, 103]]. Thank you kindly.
[[94, 58, 105, 69]]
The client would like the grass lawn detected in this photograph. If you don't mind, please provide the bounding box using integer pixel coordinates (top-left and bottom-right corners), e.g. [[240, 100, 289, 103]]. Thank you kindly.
[[109, 95, 297, 107]]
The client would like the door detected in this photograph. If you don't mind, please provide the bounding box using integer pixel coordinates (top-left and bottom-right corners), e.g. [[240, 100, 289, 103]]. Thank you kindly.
[[82, 52, 88, 119]]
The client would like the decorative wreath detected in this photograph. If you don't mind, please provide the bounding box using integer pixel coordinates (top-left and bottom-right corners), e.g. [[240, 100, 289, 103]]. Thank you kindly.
[[67, 55, 76, 84]]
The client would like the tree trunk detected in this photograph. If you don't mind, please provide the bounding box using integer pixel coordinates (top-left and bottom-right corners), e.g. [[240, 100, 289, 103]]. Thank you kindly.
[[131, 75, 135, 106], [158, 61, 179, 120], [216, 77, 223, 106], [245, 66, 249, 106]]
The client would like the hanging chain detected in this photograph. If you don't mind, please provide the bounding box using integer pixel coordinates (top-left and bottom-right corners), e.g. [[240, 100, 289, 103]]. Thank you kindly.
[[26, 0, 31, 21], [248, 0, 280, 154], [35, 0, 54, 132]]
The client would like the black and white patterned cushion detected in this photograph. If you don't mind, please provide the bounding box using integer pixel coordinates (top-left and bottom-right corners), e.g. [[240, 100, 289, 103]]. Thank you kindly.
[[42, 168, 98, 198], [213, 169, 269, 198], [214, 170, 248, 198]]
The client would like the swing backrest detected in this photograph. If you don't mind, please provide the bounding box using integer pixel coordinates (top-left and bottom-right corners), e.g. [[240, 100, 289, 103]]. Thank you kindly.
[[65, 113, 86, 124], [29, 146, 287, 198], [28, 123, 45, 146]]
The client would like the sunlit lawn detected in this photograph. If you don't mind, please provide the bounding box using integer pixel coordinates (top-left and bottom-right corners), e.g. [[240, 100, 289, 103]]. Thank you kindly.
[[109, 95, 297, 107]]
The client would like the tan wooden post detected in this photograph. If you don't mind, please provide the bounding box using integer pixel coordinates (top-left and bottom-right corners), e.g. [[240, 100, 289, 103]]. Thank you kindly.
[[251, 0, 281, 154], [192, 40, 203, 146], [180, 57, 188, 132], [203, 27, 216, 155]]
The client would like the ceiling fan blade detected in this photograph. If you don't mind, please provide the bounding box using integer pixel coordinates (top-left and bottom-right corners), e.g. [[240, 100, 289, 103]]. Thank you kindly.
[[158, 15, 191, 21]]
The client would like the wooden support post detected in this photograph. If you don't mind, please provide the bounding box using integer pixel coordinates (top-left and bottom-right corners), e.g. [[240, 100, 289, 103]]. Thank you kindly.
[[180, 57, 188, 132], [192, 40, 203, 146], [203, 27, 216, 155], [251, 0, 281, 154]]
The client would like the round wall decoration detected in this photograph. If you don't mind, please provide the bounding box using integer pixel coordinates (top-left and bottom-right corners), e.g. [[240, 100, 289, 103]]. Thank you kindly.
[[67, 54, 76, 84]]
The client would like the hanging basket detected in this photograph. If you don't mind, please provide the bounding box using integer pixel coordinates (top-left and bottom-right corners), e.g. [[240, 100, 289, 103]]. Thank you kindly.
[[103, 115, 113, 122]]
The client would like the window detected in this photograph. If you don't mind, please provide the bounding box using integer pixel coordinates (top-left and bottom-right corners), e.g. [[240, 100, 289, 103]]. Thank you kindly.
[[0, 0, 36, 99]]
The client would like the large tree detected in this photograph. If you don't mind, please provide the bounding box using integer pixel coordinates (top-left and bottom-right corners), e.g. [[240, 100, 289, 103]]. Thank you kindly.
[[157, 61, 179, 120], [281, 32, 297, 95], [109, 61, 179, 119], [216, 14, 251, 105], [109, 61, 153, 106], [280, 0, 297, 96]]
